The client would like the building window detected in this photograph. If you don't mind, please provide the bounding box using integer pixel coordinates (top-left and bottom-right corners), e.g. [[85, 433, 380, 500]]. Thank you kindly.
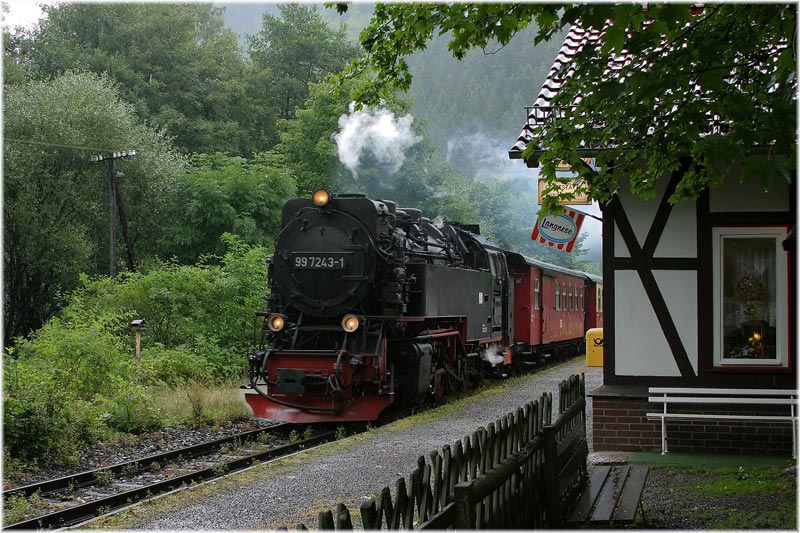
[[562, 284, 567, 312], [597, 286, 603, 313], [534, 278, 540, 311], [555, 282, 560, 310], [713, 227, 788, 367]]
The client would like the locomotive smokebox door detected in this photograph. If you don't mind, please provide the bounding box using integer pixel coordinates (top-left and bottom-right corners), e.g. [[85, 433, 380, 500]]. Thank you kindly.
[[272, 207, 378, 317]]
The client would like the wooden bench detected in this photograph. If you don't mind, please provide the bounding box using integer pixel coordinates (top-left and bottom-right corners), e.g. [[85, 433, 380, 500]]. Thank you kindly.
[[646, 387, 798, 458], [543, 401, 649, 528]]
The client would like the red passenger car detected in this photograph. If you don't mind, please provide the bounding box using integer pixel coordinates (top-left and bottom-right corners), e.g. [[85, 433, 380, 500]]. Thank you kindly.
[[504, 252, 593, 366], [584, 273, 604, 329]]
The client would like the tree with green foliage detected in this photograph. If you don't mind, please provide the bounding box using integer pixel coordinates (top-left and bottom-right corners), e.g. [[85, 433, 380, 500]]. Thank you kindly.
[[340, 3, 796, 210], [248, 3, 360, 120], [3, 71, 186, 343], [165, 152, 297, 263], [24, 3, 262, 155], [278, 76, 374, 196], [2, 25, 35, 86]]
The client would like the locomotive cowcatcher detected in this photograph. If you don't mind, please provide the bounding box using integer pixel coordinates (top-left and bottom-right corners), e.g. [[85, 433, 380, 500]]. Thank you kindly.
[[244, 189, 516, 423]]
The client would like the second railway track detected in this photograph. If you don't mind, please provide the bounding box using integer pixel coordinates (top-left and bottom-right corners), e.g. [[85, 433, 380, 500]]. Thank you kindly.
[[3, 423, 336, 530]]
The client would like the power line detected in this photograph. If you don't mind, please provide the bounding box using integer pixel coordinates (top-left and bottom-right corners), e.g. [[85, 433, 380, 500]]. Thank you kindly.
[[5, 137, 125, 153]]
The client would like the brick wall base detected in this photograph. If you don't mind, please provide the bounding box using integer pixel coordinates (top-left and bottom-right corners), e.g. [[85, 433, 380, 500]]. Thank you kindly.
[[591, 395, 795, 455]]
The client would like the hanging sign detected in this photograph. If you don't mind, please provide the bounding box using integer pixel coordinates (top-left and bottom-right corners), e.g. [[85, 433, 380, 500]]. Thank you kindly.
[[537, 178, 591, 205], [531, 207, 586, 253]]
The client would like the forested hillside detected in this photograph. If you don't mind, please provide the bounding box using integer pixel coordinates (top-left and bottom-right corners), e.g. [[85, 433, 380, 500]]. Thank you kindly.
[[221, 3, 566, 171]]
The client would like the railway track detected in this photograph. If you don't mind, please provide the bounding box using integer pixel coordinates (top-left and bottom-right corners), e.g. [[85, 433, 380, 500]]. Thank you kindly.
[[3, 423, 336, 530]]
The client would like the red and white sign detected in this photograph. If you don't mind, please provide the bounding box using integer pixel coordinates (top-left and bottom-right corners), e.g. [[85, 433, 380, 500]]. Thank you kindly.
[[531, 208, 586, 253]]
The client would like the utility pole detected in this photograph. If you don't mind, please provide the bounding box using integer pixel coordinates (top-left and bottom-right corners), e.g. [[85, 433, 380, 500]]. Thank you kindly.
[[90, 150, 137, 277]]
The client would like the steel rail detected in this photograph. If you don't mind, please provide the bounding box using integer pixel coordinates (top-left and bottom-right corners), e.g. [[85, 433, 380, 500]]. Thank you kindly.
[[4, 424, 288, 500], [5, 430, 335, 530]]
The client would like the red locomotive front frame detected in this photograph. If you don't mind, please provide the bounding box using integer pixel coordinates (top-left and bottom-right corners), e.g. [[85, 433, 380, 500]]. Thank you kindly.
[[246, 338, 393, 424]]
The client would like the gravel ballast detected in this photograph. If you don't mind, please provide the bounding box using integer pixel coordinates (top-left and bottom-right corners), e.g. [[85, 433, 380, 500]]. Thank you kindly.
[[108, 358, 598, 529]]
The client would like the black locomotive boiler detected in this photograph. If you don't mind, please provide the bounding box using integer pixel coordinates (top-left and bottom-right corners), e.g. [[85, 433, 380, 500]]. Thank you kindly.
[[245, 189, 514, 423], [245, 189, 600, 423]]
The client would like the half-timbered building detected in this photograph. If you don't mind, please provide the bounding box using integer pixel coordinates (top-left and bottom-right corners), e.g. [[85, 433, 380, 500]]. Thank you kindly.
[[510, 25, 796, 454]]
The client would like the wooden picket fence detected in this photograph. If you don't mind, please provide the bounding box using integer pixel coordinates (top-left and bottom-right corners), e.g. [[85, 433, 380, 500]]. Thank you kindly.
[[310, 373, 585, 530]]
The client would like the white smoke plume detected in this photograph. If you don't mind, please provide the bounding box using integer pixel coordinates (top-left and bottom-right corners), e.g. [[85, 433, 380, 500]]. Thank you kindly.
[[445, 132, 529, 182], [334, 102, 421, 178], [480, 344, 506, 367]]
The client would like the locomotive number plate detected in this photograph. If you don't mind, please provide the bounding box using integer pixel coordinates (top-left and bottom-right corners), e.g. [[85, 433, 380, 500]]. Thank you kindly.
[[293, 253, 347, 270]]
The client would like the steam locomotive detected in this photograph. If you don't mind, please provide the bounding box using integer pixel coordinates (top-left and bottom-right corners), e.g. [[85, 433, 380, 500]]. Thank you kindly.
[[245, 189, 602, 423]]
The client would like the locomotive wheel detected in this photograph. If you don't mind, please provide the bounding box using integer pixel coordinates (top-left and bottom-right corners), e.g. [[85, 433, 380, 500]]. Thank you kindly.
[[433, 368, 446, 398], [447, 364, 465, 393]]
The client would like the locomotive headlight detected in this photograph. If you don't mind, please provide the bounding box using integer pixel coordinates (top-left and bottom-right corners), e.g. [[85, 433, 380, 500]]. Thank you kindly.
[[312, 188, 332, 207], [341, 314, 360, 333], [267, 313, 287, 332]]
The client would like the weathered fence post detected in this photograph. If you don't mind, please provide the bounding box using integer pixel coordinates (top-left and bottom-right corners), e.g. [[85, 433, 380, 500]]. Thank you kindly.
[[542, 424, 562, 528], [335, 503, 353, 530], [360, 499, 378, 529], [319, 509, 335, 530], [454, 481, 476, 529]]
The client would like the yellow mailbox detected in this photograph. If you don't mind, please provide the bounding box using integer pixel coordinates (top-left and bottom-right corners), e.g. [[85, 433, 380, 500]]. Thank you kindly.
[[586, 328, 603, 367]]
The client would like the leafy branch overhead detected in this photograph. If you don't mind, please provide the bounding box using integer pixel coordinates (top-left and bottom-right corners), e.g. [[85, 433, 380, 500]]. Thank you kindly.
[[340, 3, 796, 211]]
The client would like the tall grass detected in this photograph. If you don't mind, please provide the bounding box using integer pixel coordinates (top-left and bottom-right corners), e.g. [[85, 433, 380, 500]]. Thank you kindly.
[[153, 383, 253, 427]]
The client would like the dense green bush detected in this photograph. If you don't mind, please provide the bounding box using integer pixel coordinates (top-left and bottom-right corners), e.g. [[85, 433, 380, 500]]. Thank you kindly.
[[3, 316, 126, 463], [3, 237, 268, 464]]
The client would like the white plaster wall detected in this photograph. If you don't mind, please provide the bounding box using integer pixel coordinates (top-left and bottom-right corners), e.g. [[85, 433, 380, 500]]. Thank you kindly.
[[710, 172, 791, 212], [654, 198, 697, 257], [653, 270, 698, 374], [614, 270, 682, 376]]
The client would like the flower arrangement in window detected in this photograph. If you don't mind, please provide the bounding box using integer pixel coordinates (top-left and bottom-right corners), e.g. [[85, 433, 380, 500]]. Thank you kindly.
[[728, 275, 767, 358], [735, 275, 764, 319]]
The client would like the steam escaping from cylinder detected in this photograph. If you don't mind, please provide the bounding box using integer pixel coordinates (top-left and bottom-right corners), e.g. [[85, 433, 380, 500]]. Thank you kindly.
[[480, 344, 505, 367], [334, 102, 421, 178]]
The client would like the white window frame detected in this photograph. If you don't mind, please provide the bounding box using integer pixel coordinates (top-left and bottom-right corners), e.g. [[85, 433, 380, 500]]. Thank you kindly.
[[534, 278, 540, 311], [555, 281, 560, 310], [712, 226, 788, 367]]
